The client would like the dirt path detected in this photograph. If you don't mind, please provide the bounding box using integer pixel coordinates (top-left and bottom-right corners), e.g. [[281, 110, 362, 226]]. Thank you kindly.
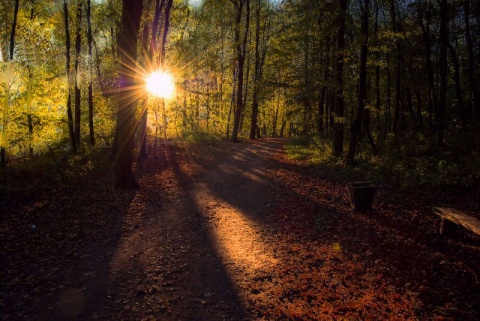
[[1, 139, 285, 321], [91, 138, 287, 321], [2, 138, 479, 321], [79, 139, 287, 321]]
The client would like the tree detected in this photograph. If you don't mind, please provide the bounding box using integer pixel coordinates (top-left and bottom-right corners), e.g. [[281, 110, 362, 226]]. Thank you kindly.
[[87, 0, 95, 145], [0, 0, 20, 167], [63, 0, 77, 153], [112, 0, 144, 188], [249, 0, 269, 140], [137, 0, 173, 160], [74, 0, 83, 146], [437, 0, 448, 145], [347, 0, 370, 163], [464, 0, 479, 118], [332, 0, 348, 156], [230, 0, 251, 142]]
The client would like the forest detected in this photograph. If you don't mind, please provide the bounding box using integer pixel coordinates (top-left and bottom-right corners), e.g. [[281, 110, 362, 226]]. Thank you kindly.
[[1, 0, 480, 320], [0, 0, 479, 189]]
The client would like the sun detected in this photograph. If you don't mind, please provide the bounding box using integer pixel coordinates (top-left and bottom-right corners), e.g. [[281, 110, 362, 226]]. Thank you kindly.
[[146, 71, 175, 98]]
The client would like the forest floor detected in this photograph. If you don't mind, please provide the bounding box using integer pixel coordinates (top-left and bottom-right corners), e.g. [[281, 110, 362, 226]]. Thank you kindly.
[[1, 138, 480, 321]]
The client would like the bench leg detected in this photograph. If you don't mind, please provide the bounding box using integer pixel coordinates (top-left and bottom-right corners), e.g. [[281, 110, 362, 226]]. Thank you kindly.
[[440, 218, 457, 237]]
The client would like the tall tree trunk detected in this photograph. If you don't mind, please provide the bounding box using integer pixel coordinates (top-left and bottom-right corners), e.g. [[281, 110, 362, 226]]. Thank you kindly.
[[1, 0, 20, 166], [464, 0, 479, 117], [373, 0, 381, 130], [113, 0, 144, 188], [437, 0, 448, 145], [63, 0, 77, 153], [390, 0, 401, 136], [138, 104, 148, 161], [226, 67, 238, 139], [419, 3, 436, 131], [151, 0, 165, 64], [74, 0, 83, 146], [87, 0, 95, 145], [347, 0, 370, 163], [231, 0, 250, 142], [272, 91, 279, 137], [318, 41, 330, 134], [332, 0, 348, 156], [250, 0, 261, 140], [138, 0, 172, 159], [448, 43, 466, 127], [160, 0, 172, 67], [87, 0, 95, 146]]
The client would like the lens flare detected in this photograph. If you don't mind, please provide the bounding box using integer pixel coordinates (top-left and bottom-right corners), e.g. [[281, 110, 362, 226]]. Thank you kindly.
[[146, 71, 174, 98]]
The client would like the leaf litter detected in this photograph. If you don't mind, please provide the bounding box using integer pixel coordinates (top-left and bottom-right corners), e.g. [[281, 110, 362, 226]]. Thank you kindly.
[[1, 139, 479, 320]]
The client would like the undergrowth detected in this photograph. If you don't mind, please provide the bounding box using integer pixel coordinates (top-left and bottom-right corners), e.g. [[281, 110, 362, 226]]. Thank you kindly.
[[285, 131, 480, 193], [0, 141, 114, 216]]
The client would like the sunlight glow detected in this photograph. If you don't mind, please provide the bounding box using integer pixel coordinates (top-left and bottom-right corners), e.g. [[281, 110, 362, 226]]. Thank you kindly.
[[189, 0, 203, 8], [193, 175, 278, 273], [146, 71, 175, 98]]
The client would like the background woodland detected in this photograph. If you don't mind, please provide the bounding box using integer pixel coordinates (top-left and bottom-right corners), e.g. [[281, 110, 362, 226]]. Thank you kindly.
[[1, 0, 479, 191]]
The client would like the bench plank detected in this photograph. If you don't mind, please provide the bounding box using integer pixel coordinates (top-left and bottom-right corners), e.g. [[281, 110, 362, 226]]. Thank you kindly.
[[433, 207, 480, 235]]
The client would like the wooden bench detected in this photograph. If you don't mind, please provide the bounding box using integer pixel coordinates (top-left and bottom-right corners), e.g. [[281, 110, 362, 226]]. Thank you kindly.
[[433, 207, 480, 237]]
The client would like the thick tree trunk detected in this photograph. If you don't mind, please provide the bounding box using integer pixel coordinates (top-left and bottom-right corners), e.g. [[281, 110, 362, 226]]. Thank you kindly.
[[63, 0, 77, 153], [87, 0, 95, 145], [390, 0, 401, 136], [347, 0, 370, 163], [250, 0, 261, 140], [448, 44, 466, 127], [113, 0, 144, 188], [373, 0, 381, 130], [74, 0, 83, 146], [0, 0, 20, 166], [332, 0, 348, 156], [231, 0, 250, 142], [419, 3, 436, 131], [160, 0, 172, 66], [437, 0, 448, 145], [464, 0, 479, 117]]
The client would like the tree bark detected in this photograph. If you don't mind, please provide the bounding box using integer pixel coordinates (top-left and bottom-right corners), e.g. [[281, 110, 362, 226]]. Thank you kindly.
[[86, 0, 95, 145], [437, 0, 448, 145], [318, 40, 330, 134], [160, 0, 172, 67], [74, 0, 83, 145], [390, 0, 401, 136], [0, 0, 20, 166], [332, 0, 348, 156], [448, 43, 466, 127], [231, 0, 250, 142], [250, 0, 261, 140], [347, 0, 370, 163], [113, 0, 144, 189], [418, 2, 436, 131], [464, 0, 479, 117], [63, 0, 77, 153]]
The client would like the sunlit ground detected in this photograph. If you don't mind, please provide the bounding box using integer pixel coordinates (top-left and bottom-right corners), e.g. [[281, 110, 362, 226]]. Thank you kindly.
[[194, 183, 278, 271]]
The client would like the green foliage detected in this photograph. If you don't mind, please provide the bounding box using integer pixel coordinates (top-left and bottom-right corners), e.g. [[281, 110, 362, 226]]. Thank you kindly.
[[179, 130, 221, 145], [0, 142, 112, 210], [285, 131, 480, 191]]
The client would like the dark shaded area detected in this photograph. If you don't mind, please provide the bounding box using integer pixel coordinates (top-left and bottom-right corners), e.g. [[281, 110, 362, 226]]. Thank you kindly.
[[1, 138, 479, 320], [1, 142, 247, 321]]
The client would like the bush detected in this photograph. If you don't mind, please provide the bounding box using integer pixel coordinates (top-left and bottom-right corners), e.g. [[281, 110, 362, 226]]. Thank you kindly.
[[285, 132, 480, 192]]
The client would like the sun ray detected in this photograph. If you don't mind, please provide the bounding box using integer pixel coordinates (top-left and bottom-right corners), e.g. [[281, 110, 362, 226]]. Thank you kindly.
[[146, 71, 175, 98]]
